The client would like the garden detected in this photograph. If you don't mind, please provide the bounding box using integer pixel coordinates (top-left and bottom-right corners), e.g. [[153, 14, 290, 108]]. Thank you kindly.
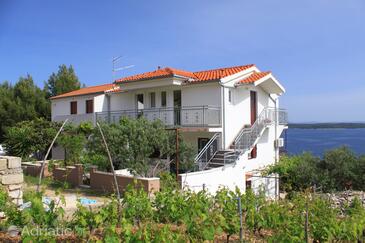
[[0, 116, 365, 242], [1, 172, 365, 242]]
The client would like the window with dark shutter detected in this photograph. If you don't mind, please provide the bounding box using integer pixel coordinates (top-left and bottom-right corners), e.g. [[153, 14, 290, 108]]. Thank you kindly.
[[70, 101, 77, 114], [86, 100, 93, 113]]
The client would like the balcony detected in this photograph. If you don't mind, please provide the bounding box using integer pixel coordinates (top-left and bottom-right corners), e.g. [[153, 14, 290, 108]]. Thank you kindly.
[[95, 106, 221, 127], [52, 113, 94, 125]]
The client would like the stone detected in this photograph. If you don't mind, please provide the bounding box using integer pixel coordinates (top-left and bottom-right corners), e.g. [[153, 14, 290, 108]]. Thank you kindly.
[[8, 189, 22, 199], [8, 184, 22, 191], [7, 156, 21, 169], [0, 158, 7, 170], [1, 173, 23, 185]]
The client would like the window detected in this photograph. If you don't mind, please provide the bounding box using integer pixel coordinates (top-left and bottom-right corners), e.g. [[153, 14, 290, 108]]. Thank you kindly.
[[70, 101, 77, 115], [86, 100, 93, 113], [150, 92, 156, 108], [161, 91, 167, 107], [228, 90, 232, 103]]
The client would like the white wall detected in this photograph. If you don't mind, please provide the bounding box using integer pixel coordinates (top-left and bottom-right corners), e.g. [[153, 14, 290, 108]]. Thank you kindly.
[[181, 83, 221, 107], [179, 162, 245, 194], [93, 94, 107, 113], [51, 93, 106, 120], [223, 85, 275, 149], [109, 82, 221, 111], [179, 123, 286, 196]]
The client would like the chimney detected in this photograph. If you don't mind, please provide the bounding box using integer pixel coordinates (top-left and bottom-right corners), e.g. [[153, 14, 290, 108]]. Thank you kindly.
[[157, 66, 161, 70]]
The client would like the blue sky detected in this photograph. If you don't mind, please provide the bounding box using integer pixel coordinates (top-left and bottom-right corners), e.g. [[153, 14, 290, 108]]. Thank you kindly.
[[1, 0, 365, 122]]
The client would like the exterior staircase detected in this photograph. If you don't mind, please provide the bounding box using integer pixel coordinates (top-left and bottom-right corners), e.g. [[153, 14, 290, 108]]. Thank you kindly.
[[193, 107, 287, 171]]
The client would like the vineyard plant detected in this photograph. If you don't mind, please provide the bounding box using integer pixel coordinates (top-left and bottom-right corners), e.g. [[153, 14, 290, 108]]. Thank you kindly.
[[1, 175, 365, 242]]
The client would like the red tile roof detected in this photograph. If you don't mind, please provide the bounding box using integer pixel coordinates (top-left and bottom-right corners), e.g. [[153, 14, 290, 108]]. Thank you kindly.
[[116, 67, 197, 83], [115, 64, 255, 83], [236, 71, 271, 84], [192, 64, 255, 83], [50, 65, 263, 99], [50, 84, 115, 99]]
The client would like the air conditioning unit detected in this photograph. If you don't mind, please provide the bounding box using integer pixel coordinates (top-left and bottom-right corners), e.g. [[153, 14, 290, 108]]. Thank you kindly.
[[275, 138, 284, 148]]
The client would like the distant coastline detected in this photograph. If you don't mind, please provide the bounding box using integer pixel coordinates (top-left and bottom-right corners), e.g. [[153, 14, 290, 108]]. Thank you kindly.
[[289, 123, 365, 129]]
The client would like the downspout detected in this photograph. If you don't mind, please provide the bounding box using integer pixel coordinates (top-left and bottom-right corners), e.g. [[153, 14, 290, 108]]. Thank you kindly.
[[219, 81, 230, 149], [269, 94, 278, 163], [269, 94, 279, 199], [107, 94, 111, 123]]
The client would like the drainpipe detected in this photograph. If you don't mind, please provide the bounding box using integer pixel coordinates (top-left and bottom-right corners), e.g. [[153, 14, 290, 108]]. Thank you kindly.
[[219, 81, 229, 149], [107, 94, 111, 123], [270, 94, 279, 199], [269, 95, 278, 163]]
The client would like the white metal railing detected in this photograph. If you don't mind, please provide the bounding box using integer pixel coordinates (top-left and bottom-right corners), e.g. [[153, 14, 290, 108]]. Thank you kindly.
[[193, 133, 221, 171], [95, 106, 221, 127], [52, 113, 94, 125], [234, 107, 288, 154]]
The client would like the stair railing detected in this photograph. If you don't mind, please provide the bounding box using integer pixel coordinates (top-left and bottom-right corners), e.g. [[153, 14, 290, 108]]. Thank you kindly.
[[234, 107, 287, 154], [194, 133, 220, 171]]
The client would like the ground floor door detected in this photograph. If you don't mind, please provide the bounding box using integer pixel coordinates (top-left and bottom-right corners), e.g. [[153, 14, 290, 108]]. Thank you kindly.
[[198, 138, 210, 152]]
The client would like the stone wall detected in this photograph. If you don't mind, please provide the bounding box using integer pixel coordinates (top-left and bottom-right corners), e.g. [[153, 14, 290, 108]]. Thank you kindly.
[[0, 156, 23, 205]]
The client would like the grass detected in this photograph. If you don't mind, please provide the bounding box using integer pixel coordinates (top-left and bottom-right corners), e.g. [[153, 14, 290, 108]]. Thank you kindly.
[[24, 175, 71, 190]]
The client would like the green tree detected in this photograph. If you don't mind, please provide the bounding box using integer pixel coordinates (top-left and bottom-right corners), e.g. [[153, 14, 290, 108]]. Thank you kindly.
[[3, 118, 58, 160], [267, 152, 320, 192], [85, 118, 195, 177], [56, 122, 92, 165], [45, 64, 81, 98], [268, 146, 365, 192], [0, 76, 50, 141], [320, 147, 358, 191]]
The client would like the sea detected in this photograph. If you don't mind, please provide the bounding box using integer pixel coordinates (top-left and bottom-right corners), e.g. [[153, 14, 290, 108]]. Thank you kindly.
[[285, 128, 365, 157]]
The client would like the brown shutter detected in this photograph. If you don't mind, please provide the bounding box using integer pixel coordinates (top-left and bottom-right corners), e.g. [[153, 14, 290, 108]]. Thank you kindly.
[[86, 100, 94, 113], [70, 101, 77, 114]]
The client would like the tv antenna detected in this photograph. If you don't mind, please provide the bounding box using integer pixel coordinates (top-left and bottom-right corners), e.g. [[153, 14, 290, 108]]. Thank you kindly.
[[112, 55, 135, 82]]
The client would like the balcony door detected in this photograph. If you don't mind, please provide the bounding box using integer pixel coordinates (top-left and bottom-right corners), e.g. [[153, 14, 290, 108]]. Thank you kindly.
[[250, 91, 257, 125], [173, 90, 181, 125], [136, 94, 144, 118], [250, 91, 257, 158]]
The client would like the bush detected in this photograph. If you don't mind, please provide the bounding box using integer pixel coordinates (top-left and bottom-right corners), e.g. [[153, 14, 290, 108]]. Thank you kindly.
[[268, 146, 365, 192], [3, 118, 58, 160]]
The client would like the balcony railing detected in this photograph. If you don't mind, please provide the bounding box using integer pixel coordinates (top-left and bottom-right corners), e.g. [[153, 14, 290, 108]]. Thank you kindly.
[[52, 113, 94, 125], [95, 106, 221, 127]]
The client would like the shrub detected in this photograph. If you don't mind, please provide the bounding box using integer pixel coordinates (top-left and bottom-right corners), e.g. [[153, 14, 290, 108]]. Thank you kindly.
[[268, 147, 365, 192], [3, 118, 58, 160]]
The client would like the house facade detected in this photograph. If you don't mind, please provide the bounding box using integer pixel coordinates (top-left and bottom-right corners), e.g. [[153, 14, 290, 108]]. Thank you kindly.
[[51, 64, 287, 196]]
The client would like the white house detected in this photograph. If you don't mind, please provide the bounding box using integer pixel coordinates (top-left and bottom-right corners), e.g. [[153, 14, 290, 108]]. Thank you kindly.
[[51, 64, 288, 196]]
